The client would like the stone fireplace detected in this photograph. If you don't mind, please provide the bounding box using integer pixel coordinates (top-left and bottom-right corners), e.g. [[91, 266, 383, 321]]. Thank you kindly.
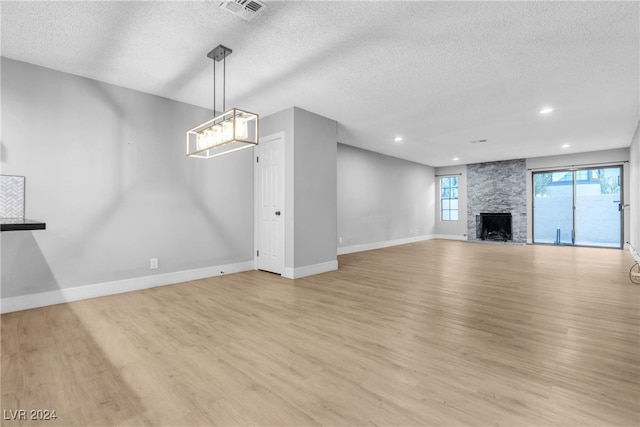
[[467, 159, 526, 244]]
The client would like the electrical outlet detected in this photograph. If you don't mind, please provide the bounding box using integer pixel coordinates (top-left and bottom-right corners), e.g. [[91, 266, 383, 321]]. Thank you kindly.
[[339, 237, 343, 244], [150, 258, 158, 269]]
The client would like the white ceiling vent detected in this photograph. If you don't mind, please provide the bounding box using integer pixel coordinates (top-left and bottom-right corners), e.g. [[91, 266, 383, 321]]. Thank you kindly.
[[219, 0, 267, 22]]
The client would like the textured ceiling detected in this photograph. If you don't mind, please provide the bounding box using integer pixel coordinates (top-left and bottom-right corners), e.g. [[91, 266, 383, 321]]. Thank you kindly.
[[2, 1, 638, 167]]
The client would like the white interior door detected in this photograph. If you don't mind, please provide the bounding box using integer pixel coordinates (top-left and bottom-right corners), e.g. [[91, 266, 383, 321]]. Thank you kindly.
[[255, 134, 285, 274]]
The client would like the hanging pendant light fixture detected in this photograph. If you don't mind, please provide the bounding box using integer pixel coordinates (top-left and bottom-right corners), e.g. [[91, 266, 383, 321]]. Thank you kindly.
[[186, 45, 259, 159]]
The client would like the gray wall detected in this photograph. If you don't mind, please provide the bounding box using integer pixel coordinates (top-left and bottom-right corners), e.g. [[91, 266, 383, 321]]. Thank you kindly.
[[293, 108, 337, 268], [1, 58, 254, 298], [337, 144, 434, 249], [467, 159, 527, 244], [629, 121, 639, 253], [434, 165, 467, 238], [526, 148, 630, 246]]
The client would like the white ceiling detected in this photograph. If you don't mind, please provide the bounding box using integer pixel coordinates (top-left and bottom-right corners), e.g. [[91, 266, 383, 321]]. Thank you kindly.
[[2, 1, 638, 167]]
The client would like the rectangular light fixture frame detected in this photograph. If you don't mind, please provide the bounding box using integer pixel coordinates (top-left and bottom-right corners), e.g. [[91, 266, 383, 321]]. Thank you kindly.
[[186, 108, 259, 159]]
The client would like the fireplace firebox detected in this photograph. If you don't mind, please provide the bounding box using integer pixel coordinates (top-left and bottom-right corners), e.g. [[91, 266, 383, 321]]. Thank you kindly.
[[476, 213, 512, 241]]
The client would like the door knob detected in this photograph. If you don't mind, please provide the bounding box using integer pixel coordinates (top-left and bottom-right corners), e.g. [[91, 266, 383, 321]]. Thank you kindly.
[[275, 211, 281, 216]]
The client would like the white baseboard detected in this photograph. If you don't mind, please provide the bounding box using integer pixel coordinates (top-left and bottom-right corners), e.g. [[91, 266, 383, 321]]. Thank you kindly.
[[337, 234, 435, 255], [282, 260, 338, 279], [629, 243, 640, 264], [0, 260, 255, 314]]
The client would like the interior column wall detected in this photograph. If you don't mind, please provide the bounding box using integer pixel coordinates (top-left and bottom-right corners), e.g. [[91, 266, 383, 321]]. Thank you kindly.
[[292, 108, 338, 272], [259, 107, 338, 278]]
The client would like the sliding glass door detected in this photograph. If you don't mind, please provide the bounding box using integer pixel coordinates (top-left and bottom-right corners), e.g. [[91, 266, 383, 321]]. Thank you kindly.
[[574, 167, 622, 247], [533, 171, 575, 244], [533, 166, 622, 248]]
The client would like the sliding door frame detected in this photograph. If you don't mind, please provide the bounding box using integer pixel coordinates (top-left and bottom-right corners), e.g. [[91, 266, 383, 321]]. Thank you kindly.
[[532, 164, 624, 249]]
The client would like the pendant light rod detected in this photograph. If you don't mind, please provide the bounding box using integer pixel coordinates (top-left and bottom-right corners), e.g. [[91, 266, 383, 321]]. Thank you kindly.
[[213, 56, 216, 114], [207, 45, 232, 114]]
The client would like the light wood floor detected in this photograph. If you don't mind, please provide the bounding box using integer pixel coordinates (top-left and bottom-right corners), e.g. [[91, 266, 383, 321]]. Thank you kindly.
[[2, 240, 639, 426]]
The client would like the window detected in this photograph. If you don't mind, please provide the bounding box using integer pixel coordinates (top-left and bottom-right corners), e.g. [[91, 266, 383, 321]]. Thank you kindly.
[[440, 176, 459, 221]]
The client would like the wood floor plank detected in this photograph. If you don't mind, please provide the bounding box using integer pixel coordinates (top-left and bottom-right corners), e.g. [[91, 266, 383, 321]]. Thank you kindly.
[[2, 240, 639, 426]]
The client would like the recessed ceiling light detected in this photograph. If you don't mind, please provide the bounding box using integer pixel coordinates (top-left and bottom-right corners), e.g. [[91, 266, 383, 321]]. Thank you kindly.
[[561, 144, 571, 148], [539, 107, 554, 114], [453, 157, 460, 161], [394, 136, 403, 142]]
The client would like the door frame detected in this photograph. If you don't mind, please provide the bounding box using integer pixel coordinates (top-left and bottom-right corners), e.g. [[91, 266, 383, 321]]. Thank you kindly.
[[254, 132, 286, 273], [532, 164, 624, 248]]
